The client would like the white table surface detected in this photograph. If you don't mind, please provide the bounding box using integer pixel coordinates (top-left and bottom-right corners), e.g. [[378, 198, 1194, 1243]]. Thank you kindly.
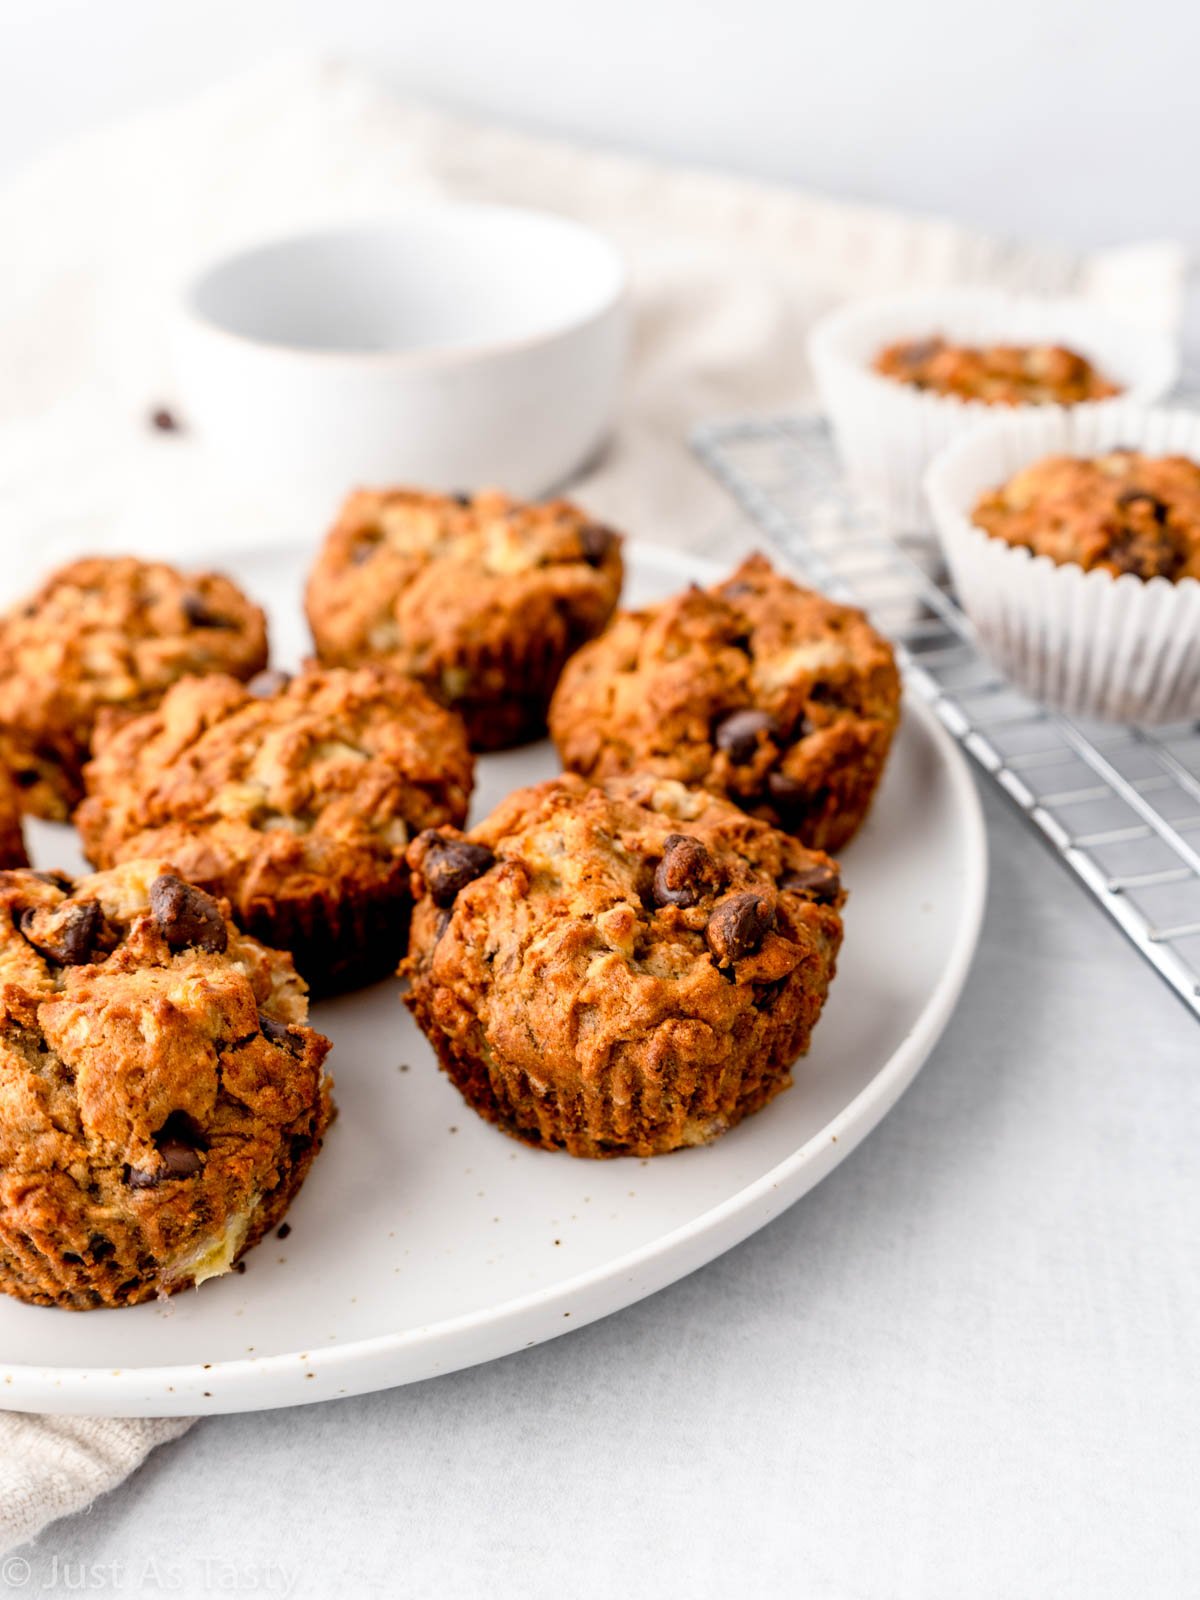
[[10, 774, 1198, 1598]]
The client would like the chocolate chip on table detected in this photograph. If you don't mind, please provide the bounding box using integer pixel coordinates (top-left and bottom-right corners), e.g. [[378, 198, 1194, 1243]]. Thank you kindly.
[[19, 900, 104, 965], [181, 592, 231, 629], [149, 406, 182, 433], [578, 524, 616, 566], [246, 669, 292, 699], [780, 862, 841, 904], [259, 1011, 304, 1054], [714, 707, 775, 765], [652, 834, 716, 909], [149, 874, 228, 953], [705, 891, 776, 968], [417, 833, 496, 908]]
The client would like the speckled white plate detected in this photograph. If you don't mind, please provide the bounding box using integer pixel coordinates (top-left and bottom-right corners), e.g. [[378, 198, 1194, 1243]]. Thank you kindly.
[[0, 542, 986, 1416]]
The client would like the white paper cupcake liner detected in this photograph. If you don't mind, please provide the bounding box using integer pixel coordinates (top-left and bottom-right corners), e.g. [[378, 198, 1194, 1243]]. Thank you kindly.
[[924, 403, 1200, 724], [807, 289, 1179, 531]]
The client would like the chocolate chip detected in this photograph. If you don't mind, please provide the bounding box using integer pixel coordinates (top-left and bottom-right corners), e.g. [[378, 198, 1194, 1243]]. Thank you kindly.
[[706, 891, 776, 968], [417, 834, 496, 909], [277, 1222, 292, 1240], [246, 669, 291, 699], [766, 770, 808, 805], [714, 707, 775, 764], [149, 874, 228, 953], [88, 1235, 115, 1261], [181, 592, 231, 629], [259, 1011, 304, 1055], [652, 834, 717, 909], [1116, 487, 1169, 524], [127, 1114, 205, 1188], [19, 900, 104, 965], [781, 862, 841, 904], [158, 1134, 203, 1178], [900, 337, 943, 368], [452, 492, 473, 507], [13, 769, 39, 789], [150, 406, 181, 433], [578, 524, 616, 566], [33, 870, 74, 892]]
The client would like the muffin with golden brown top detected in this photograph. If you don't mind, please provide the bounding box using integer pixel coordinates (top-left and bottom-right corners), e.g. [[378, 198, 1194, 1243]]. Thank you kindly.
[[403, 773, 844, 1159], [971, 448, 1200, 581], [0, 556, 268, 820], [76, 664, 474, 994], [0, 766, 28, 869], [0, 860, 332, 1310], [549, 554, 900, 855], [304, 487, 624, 750], [872, 337, 1121, 406]]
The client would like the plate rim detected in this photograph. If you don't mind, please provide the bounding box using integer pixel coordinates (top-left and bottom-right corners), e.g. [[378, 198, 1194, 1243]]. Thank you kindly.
[[0, 544, 988, 1415]]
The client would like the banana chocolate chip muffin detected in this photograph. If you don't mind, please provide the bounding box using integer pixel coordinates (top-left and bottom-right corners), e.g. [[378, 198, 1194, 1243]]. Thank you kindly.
[[76, 664, 474, 994], [0, 860, 333, 1310], [872, 337, 1121, 406], [403, 773, 844, 1158], [0, 556, 268, 820], [304, 488, 624, 750], [549, 554, 900, 855], [0, 766, 28, 869], [971, 448, 1200, 581]]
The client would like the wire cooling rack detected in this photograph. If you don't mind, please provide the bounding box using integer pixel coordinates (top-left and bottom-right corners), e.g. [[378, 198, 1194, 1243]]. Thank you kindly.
[[692, 413, 1200, 1022]]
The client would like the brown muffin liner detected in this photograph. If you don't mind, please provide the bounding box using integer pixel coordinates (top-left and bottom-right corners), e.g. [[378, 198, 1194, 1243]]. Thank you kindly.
[[406, 947, 833, 1160], [0, 1082, 332, 1311], [239, 875, 413, 997], [425, 603, 614, 753]]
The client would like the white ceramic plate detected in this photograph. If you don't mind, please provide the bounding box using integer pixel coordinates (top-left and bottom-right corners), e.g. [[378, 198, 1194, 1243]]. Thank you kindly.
[[0, 542, 986, 1416]]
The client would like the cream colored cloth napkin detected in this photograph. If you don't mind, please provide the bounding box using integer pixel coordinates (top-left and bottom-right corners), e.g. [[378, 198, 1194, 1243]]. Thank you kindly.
[[0, 55, 1184, 1556]]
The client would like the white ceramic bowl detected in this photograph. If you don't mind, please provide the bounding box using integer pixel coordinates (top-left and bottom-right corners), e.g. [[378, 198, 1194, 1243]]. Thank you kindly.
[[173, 206, 629, 503]]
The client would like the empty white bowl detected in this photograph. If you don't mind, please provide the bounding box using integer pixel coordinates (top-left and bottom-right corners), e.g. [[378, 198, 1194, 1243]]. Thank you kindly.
[[173, 206, 629, 504]]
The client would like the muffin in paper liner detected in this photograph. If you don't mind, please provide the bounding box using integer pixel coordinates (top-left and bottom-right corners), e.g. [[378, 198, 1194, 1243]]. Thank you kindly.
[[807, 288, 1178, 530], [924, 403, 1200, 724]]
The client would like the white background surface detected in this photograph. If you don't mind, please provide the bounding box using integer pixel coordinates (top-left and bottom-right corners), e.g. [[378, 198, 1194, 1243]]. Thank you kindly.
[[2, 0, 1200, 248]]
